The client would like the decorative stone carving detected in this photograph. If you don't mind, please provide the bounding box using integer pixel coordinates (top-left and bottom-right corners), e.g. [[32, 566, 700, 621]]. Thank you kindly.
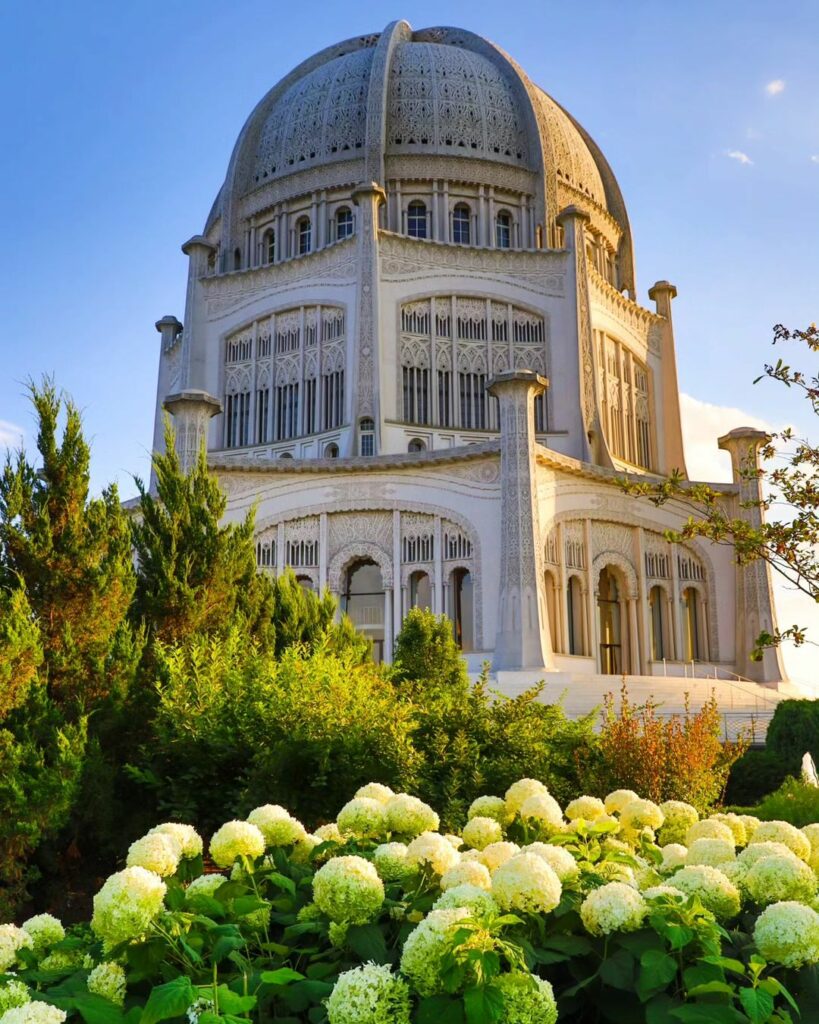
[[328, 541, 393, 590]]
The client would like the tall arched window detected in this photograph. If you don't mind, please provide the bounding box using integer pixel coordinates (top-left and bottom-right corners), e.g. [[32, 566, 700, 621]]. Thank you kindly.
[[342, 560, 385, 661], [597, 567, 622, 674], [407, 201, 427, 239], [335, 207, 354, 240], [495, 211, 512, 249], [450, 568, 474, 652], [682, 587, 702, 661], [649, 585, 666, 661], [297, 216, 312, 255], [409, 570, 432, 610], [359, 417, 375, 456], [265, 230, 276, 264], [233, 247, 242, 270], [544, 571, 559, 654], [452, 204, 471, 245], [324, 442, 339, 458], [567, 575, 584, 655], [408, 438, 426, 453]]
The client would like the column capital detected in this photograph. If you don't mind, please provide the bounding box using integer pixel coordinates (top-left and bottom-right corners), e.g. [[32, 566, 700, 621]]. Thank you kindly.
[[155, 314, 182, 335], [163, 388, 222, 418], [556, 204, 591, 227], [181, 235, 216, 256], [488, 370, 549, 397], [351, 181, 387, 205], [718, 426, 770, 454], [648, 280, 678, 318]]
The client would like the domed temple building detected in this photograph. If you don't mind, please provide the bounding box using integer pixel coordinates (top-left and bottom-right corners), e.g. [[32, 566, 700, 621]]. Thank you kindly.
[[151, 20, 787, 695]]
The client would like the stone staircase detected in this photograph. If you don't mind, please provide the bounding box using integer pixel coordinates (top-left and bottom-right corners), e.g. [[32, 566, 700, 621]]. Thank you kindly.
[[469, 668, 794, 742]]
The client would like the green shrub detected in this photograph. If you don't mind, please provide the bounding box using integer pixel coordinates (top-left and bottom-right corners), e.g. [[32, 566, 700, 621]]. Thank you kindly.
[[724, 746, 788, 805], [765, 699, 819, 772], [754, 776, 819, 827]]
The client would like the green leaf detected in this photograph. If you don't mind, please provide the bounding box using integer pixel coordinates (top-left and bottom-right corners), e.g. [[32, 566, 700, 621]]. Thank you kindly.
[[233, 896, 267, 916], [140, 977, 198, 1024], [416, 995, 465, 1024], [670, 1007, 745, 1023], [346, 923, 390, 965], [213, 987, 256, 1016], [266, 872, 296, 896], [700, 956, 747, 977], [636, 950, 678, 1003], [282, 980, 334, 1014], [71, 994, 128, 1024], [686, 981, 735, 997], [463, 986, 505, 1024], [260, 968, 305, 986], [739, 987, 775, 1024], [600, 949, 636, 991], [164, 879, 187, 912]]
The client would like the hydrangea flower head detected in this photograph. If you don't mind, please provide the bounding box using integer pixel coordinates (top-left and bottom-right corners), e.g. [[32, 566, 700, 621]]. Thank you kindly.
[[20, 915, 64, 957], [326, 963, 410, 1024], [246, 805, 306, 847], [372, 842, 410, 881], [468, 795, 512, 825], [354, 782, 395, 805], [336, 798, 387, 840], [491, 853, 562, 915], [148, 823, 203, 859], [580, 882, 647, 935], [744, 854, 817, 905], [565, 796, 606, 822], [749, 821, 811, 862], [91, 866, 167, 950], [209, 821, 266, 866], [405, 832, 460, 876], [399, 908, 470, 996], [312, 855, 385, 924], [384, 794, 439, 837], [126, 833, 180, 878], [495, 972, 558, 1024], [670, 866, 740, 920], [461, 816, 503, 851], [709, 813, 747, 847], [87, 962, 127, 1006], [659, 844, 688, 874], [518, 793, 563, 833], [686, 838, 736, 868], [604, 789, 640, 815], [620, 799, 664, 832], [0, 980, 30, 1016], [440, 859, 492, 892], [0, 1005, 67, 1024], [754, 901, 819, 968], [433, 883, 498, 916], [522, 843, 579, 881], [685, 819, 734, 846], [479, 841, 521, 874], [658, 802, 699, 845], [505, 778, 549, 818], [185, 873, 227, 902]]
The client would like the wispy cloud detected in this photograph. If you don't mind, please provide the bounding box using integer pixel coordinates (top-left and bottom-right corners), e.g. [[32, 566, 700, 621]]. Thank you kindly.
[[0, 420, 24, 453], [765, 78, 786, 96], [811, 155, 819, 164], [726, 149, 753, 166]]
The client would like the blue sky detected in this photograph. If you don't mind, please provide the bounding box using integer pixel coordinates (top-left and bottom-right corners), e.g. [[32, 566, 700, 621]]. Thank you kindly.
[[1, 1, 817, 677]]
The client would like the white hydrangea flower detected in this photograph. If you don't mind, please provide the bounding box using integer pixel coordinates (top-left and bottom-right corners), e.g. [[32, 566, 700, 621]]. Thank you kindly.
[[620, 799, 664, 833], [444, 834, 463, 849], [519, 793, 564, 834], [0, 1004, 67, 1024], [523, 843, 579, 882], [505, 778, 550, 818], [440, 859, 492, 892], [87, 962, 127, 1006], [738, 815, 761, 841], [749, 821, 811, 862], [433, 883, 498, 916], [744, 854, 817, 905], [709, 813, 747, 848], [604, 790, 640, 815], [405, 832, 460, 876], [91, 866, 167, 950], [247, 805, 306, 847], [659, 844, 688, 874], [468, 795, 512, 825], [354, 782, 395, 805], [642, 884, 686, 900], [384, 794, 440, 837], [312, 855, 385, 924], [185, 873, 227, 901], [491, 853, 562, 915], [20, 915, 64, 957], [580, 882, 647, 935], [126, 833, 180, 878], [754, 901, 819, 968], [399, 908, 471, 996], [565, 796, 606, 822], [291, 834, 321, 865], [148, 823, 203, 859], [596, 861, 637, 886], [479, 841, 521, 874], [326, 963, 410, 1024], [685, 819, 734, 847], [737, 841, 799, 868], [670, 866, 741, 919], [336, 798, 387, 840], [461, 816, 503, 851], [372, 842, 410, 881], [495, 972, 558, 1024], [314, 823, 344, 844], [209, 821, 266, 867], [686, 838, 736, 868], [658, 802, 699, 845], [0, 980, 30, 1016]]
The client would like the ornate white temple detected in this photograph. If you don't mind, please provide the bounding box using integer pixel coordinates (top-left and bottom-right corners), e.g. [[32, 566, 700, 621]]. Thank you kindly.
[[151, 20, 786, 698]]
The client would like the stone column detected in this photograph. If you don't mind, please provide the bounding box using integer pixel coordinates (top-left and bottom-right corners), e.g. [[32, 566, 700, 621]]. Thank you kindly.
[[648, 280, 688, 475], [488, 371, 553, 670], [383, 588, 393, 664], [351, 183, 386, 448], [151, 315, 183, 463], [718, 427, 788, 683]]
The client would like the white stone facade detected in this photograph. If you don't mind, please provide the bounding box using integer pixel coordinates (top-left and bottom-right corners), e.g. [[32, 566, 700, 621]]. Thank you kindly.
[[152, 20, 786, 687]]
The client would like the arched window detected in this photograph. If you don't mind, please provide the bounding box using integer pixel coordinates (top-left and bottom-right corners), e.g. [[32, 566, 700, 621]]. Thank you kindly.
[[342, 559, 385, 661], [296, 574, 314, 592], [279, 451, 294, 459], [682, 587, 702, 661], [649, 585, 666, 661], [297, 217, 311, 255], [233, 247, 242, 270], [544, 571, 559, 654], [335, 207, 353, 240], [265, 230, 276, 264], [407, 201, 427, 239], [597, 567, 622, 674], [408, 570, 432, 610], [359, 417, 375, 456], [450, 568, 474, 652], [408, 438, 426, 453], [567, 575, 584, 655], [452, 204, 471, 245], [495, 211, 512, 249], [324, 442, 339, 458]]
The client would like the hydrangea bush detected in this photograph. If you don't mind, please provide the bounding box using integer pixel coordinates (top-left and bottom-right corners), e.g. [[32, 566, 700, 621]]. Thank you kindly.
[[2, 787, 819, 1023]]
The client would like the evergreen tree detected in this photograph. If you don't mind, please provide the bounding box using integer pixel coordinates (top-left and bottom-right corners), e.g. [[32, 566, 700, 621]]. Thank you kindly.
[[0, 380, 136, 709], [392, 606, 469, 695]]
